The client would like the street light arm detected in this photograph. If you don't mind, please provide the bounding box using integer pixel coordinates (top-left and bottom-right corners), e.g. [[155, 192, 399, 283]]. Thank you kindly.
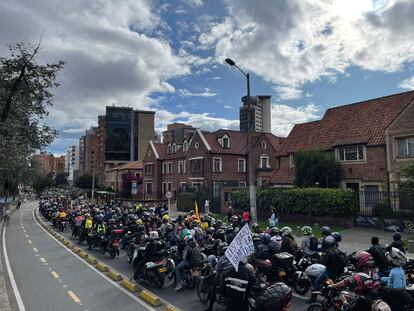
[[225, 58, 248, 77], [233, 64, 248, 78]]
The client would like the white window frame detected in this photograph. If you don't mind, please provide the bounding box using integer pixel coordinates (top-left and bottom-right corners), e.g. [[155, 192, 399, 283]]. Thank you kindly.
[[146, 182, 153, 194], [145, 163, 153, 176], [183, 141, 188, 153], [239, 181, 247, 187], [167, 144, 171, 154], [337, 145, 365, 162], [162, 162, 167, 174], [213, 182, 222, 198], [168, 162, 172, 174], [260, 155, 270, 168], [162, 182, 167, 194], [238, 158, 246, 173], [172, 143, 176, 154], [289, 154, 295, 168], [396, 136, 414, 158], [222, 136, 230, 148], [213, 157, 222, 172]]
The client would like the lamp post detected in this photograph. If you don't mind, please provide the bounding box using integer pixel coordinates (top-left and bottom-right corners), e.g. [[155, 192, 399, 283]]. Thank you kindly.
[[225, 58, 257, 224]]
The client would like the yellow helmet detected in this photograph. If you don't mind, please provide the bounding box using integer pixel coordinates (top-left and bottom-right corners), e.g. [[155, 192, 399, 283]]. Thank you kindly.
[[136, 219, 143, 225], [162, 214, 169, 220]]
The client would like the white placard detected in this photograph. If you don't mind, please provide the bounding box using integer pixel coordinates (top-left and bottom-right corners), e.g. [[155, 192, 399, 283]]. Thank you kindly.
[[225, 224, 255, 271]]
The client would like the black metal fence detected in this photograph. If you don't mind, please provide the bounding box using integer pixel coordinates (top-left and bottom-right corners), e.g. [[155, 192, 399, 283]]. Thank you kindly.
[[357, 191, 414, 217]]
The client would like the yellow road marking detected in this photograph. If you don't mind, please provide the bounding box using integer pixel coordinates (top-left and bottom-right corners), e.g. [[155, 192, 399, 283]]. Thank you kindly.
[[67, 291, 81, 304], [51, 271, 59, 279], [33, 247, 38, 252], [39, 257, 46, 263]]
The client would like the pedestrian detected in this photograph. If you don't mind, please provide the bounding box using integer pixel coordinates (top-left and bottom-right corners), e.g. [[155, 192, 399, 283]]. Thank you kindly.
[[269, 206, 278, 227], [204, 199, 210, 215], [227, 206, 234, 223], [242, 208, 250, 226]]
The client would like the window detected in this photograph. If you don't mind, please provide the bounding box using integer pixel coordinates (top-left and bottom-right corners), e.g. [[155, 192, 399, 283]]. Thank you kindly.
[[239, 181, 247, 187], [396, 136, 414, 158], [178, 161, 185, 174], [364, 185, 380, 208], [238, 158, 246, 172], [146, 182, 153, 194], [144, 164, 153, 176], [162, 182, 167, 194], [260, 156, 270, 168], [168, 162, 172, 174], [262, 141, 267, 150], [213, 157, 222, 172], [172, 143, 176, 154], [183, 141, 188, 153], [338, 145, 364, 162], [168, 182, 172, 191], [162, 163, 167, 174], [290, 154, 295, 168], [213, 182, 222, 198], [180, 182, 187, 192], [167, 144, 171, 154], [135, 172, 141, 178], [222, 137, 230, 148], [191, 159, 202, 174]]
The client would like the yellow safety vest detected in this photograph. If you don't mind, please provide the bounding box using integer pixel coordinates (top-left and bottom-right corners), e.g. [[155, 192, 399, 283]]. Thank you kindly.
[[85, 219, 93, 229]]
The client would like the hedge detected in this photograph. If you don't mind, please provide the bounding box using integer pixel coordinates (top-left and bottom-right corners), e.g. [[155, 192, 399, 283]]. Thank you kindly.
[[177, 192, 196, 212], [230, 187, 356, 217]]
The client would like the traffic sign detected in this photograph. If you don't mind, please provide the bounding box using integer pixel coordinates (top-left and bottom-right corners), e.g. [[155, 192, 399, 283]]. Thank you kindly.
[[165, 191, 173, 199]]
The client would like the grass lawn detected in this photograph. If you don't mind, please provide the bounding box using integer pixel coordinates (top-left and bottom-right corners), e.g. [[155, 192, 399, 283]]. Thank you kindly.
[[404, 236, 414, 248], [213, 214, 345, 238]]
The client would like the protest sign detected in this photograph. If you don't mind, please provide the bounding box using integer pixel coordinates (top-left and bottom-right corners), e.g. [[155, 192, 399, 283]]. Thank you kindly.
[[225, 224, 255, 271]]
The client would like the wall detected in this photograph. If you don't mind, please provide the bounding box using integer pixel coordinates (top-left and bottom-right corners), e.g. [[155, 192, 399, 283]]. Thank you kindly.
[[137, 112, 155, 161]]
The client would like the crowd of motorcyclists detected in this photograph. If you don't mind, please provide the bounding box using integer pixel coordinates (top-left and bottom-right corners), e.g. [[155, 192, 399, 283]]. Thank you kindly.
[[38, 189, 414, 311]]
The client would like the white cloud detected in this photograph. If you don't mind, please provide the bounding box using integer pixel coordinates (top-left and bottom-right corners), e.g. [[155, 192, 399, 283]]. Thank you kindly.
[[200, 0, 414, 99], [178, 88, 217, 97], [224, 105, 232, 109], [399, 76, 414, 90], [182, 0, 203, 7], [212, 76, 221, 80]]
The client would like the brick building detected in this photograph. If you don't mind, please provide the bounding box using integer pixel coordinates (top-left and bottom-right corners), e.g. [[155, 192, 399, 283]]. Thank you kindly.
[[32, 152, 65, 175], [270, 91, 414, 211], [105, 160, 143, 197], [143, 129, 284, 212]]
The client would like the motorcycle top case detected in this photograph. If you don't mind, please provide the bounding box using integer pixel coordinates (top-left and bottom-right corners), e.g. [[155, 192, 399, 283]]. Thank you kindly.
[[272, 252, 294, 269]]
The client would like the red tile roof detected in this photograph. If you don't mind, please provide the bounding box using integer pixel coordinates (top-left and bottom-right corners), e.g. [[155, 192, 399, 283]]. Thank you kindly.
[[203, 130, 248, 154], [106, 160, 143, 172], [269, 167, 295, 185], [282, 91, 414, 153], [153, 143, 166, 159]]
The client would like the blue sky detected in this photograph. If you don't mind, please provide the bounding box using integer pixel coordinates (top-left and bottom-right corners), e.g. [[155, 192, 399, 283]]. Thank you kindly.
[[1, 0, 414, 154]]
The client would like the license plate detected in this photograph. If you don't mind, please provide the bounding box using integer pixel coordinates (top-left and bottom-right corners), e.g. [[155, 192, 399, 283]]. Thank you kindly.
[[159, 267, 167, 273], [279, 271, 286, 277]]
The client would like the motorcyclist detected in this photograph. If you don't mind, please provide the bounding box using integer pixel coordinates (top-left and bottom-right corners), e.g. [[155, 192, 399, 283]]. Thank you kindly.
[[368, 236, 391, 274], [164, 224, 178, 247], [319, 225, 332, 252], [225, 226, 236, 244], [300, 226, 318, 257], [174, 235, 201, 291], [388, 232, 405, 253], [131, 231, 158, 281], [190, 220, 204, 244], [78, 213, 93, 244], [280, 227, 299, 255], [220, 257, 260, 311], [381, 247, 407, 288], [72, 212, 84, 238], [88, 215, 106, 250], [331, 232, 342, 248], [251, 223, 261, 234], [230, 215, 240, 230]]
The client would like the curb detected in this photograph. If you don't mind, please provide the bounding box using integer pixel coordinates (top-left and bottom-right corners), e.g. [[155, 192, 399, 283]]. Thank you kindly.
[[35, 208, 182, 311]]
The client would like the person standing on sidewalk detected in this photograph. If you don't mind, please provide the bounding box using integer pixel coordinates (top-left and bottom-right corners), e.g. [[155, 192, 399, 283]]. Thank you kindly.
[[242, 208, 250, 226]]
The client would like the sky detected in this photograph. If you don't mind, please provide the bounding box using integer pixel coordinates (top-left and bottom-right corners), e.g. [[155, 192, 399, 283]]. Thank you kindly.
[[1, 0, 414, 155]]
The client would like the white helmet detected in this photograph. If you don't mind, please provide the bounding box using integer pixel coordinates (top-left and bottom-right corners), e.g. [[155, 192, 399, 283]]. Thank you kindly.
[[305, 264, 326, 278], [387, 247, 407, 267], [371, 300, 391, 311], [149, 231, 159, 240], [280, 226, 292, 238]]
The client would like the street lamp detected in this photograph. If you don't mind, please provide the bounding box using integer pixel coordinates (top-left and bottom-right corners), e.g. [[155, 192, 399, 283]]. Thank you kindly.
[[225, 58, 257, 225]]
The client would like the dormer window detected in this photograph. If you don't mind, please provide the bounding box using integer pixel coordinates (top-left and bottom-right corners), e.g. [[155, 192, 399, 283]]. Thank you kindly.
[[220, 134, 230, 148], [183, 141, 188, 153], [172, 143, 176, 154], [167, 143, 171, 154]]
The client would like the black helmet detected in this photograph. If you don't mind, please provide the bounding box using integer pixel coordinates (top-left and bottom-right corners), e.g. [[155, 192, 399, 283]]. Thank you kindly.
[[215, 229, 225, 241], [393, 232, 402, 241], [225, 226, 235, 234], [252, 233, 261, 245], [230, 215, 238, 223], [260, 233, 271, 245], [217, 242, 228, 256], [321, 226, 331, 236], [252, 223, 260, 233], [256, 282, 293, 311], [166, 224, 174, 232], [332, 232, 342, 243], [269, 227, 280, 237], [324, 236, 336, 248], [216, 220, 223, 227], [206, 227, 215, 236]]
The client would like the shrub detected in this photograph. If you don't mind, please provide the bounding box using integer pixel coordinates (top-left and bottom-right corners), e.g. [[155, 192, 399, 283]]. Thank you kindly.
[[373, 202, 395, 217], [230, 187, 356, 217], [177, 192, 196, 212]]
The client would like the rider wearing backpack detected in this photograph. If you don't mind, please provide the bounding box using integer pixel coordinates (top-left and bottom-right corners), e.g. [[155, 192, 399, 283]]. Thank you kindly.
[[174, 236, 202, 291], [300, 226, 318, 256]]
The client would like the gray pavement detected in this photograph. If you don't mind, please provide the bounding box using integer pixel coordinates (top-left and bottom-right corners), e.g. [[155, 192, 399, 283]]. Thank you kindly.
[[4, 201, 154, 311]]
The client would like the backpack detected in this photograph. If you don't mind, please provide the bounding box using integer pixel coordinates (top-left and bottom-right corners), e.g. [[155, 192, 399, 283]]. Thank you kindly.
[[309, 236, 319, 252], [189, 247, 203, 266], [330, 248, 346, 276]]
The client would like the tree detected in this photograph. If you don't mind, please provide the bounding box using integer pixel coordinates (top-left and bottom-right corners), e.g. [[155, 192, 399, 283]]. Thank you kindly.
[[75, 174, 98, 190], [0, 42, 65, 193], [32, 174, 54, 194], [54, 172, 69, 186], [398, 160, 414, 194], [294, 150, 341, 188]]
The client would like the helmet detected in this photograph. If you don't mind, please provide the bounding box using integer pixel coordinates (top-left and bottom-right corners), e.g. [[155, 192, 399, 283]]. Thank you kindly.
[[201, 215, 207, 222], [162, 214, 169, 220], [252, 233, 261, 245], [393, 232, 402, 241], [268, 220, 276, 229], [215, 229, 225, 241], [280, 226, 292, 238], [321, 226, 331, 236], [332, 232, 342, 243], [181, 228, 191, 239], [217, 242, 228, 256], [225, 227, 235, 235], [216, 220, 223, 227], [230, 215, 238, 223], [371, 299, 391, 311], [191, 220, 200, 228], [108, 218, 116, 225], [269, 227, 280, 237], [206, 227, 215, 236], [140, 234, 149, 244], [387, 247, 407, 267], [323, 236, 336, 248], [301, 226, 313, 236], [260, 233, 271, 245], [137, 224, 145, 232], [136, 219, 143, 225], [355, 251, 374, 270], [256, 282, 292, 311], [189, 210, 195, 216], [252, 223, 261, 233], [149, 231, 159, 240], [305, 264, 326, 278], [166, 224, 174, 232]]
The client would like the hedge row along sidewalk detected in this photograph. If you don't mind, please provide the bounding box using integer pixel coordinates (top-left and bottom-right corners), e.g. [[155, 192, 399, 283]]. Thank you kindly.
[[34, 207, 180, 311]]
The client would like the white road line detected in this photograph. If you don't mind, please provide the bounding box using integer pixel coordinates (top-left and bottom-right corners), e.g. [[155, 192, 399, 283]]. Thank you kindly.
[[3, 227, 27, 311], [39, 257, 47, 263], [32, 207, 158, 311], [27, 240, 32, 244], [33, 247, 38, 252], [51, 271, 59, 279], [67, 290, 81, 304]]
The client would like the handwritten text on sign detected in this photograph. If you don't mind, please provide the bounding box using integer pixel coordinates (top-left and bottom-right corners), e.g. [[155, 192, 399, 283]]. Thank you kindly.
[[225, 224, 255, 271]]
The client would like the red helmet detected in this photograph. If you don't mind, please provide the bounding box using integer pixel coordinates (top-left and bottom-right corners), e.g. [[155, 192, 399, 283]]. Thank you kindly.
[[355, 251, 374, 270]]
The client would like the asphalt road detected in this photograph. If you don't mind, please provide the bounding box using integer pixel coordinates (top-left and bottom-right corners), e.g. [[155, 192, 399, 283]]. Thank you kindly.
[[4, 201, 156, 311], [5, 200, 308, 311]]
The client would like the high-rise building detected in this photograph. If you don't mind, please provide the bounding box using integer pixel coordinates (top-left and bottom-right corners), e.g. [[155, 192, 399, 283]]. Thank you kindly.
[[239, 95, 272, 133], [32, 152, 65, 176], [78, 136, 86, 176], [105, 106, 155, 163], [65, 145, 79, 184], [162, 123, 197, 143]]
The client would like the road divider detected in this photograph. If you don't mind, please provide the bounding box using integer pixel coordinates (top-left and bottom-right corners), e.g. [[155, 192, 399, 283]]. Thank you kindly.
[[86, 256, 98, 265], [79, 251, 88, 259], [96, 262, 109, 272], [164, 305, 179, 311], [121, 279, 140, 293], [139, 290, 161, 307], [107, 270, 123, 281]]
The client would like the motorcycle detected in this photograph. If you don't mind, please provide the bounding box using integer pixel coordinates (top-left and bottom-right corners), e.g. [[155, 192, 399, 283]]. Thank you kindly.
[[103, 229, 124, 258], [58, 219, 67, 232], [139, 259, 170, 288], [293, 255, 326, 296], [196, 256, 217, 303]]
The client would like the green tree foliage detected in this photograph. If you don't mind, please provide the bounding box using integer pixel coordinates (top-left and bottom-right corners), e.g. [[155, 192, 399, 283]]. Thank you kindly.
[[32, 174, 54, 194], [294, 150, 341, 188], [398, 160, 414, 194], [75, 174, 98, 190], [54, 172, 68, 186], [0, 42, 65, 192], [230, 187, 355, 216]]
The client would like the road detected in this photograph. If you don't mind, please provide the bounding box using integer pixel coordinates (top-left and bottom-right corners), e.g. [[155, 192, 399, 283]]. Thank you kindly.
[[4, 201, 308, 311], [4, 201, 156, 311]]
